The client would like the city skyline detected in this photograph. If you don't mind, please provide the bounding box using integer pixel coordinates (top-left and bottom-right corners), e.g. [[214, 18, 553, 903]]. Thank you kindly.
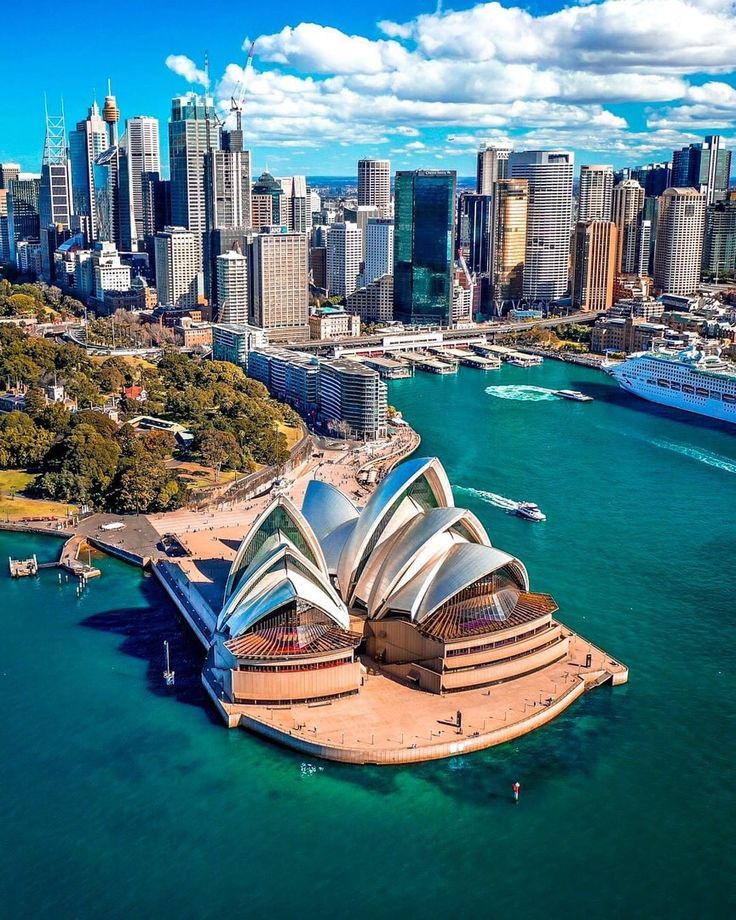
[[3, 0, 736, 177]]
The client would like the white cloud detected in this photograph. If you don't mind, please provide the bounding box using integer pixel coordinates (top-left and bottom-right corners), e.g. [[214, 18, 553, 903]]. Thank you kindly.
[[165, 54, 209, 88]]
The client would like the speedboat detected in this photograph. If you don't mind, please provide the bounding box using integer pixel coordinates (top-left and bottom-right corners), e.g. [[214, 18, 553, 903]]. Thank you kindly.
[[511, 502, 546, 522], [553, 389, 593, 402]]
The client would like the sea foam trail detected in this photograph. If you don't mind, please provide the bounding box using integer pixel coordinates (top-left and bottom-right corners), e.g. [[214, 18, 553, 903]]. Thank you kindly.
[[456, 486, 520, 510], [651, 440, 736, 476], [485, 385, 558, 402]]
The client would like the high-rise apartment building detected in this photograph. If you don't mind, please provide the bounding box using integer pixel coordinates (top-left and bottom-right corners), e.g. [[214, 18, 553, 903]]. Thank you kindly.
[[155, 226, 200, 308], [672, 135, 731, 205], [612, 179, 645, 274], [354, 205, 380, 262], [654, 188, 706, 294], [7, 176, 40, 251], [249, 229, 309, 342], [327, 222, 363, 297], [319, 359, 387, 440], [69, 101, 109, 242], [123, 116, 161, 243], [578, 165, 613, 221], [215, 250, 249, 323], [357, 159, 391, 216], [364, 218, 394, 285], [92, 241, 132, 300], [493, 178, 528, 308], [510, 151, 573, 302], [702, 200, 736, 278], [572, 221, 618, 311], [39, 106, 73, 279], [168, 93, 219, 269], [476, 145, 511, 195], [346, 274, 394, 324], [394, 170, 456, 325]]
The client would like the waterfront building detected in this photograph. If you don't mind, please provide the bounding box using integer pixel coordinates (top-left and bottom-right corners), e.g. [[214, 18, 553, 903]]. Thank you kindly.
[[476, 145, 511, 195], [212, 322, 266, 369], [702, 200, 736, 278], [671, 135, 731, 205], [364, 218, 394, 285], [318, 359, 387, 439], [591, 315, 667, 354], [154, 226, 200, 308], [122, 116, 161, 244], [358, 159, 391, 216], [68, 101, 108, 242], [327, 221, 362, 297], [510, 151, 573, 303], [215, 250, 249, 324], [249, 228, 309, 342], [572, 221, 618, 312], [39, 105, 73, 279], [248, 346, 322, 415], [612, 179, 645, 275], [578, 165, 613, 221], [394, 170, 456, 325], [309, 306, 360, 340], [654, 188, 705, 295], [346, 273, 394, 324], [493, 178, 528, 310]]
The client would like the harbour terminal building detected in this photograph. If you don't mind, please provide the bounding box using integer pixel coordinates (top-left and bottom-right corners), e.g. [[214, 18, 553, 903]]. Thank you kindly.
[[207, 457, 578, 706]]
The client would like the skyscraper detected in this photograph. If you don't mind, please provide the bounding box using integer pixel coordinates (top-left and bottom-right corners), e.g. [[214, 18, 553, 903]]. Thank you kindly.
[[493, 178, 528, 308], [654, 188, 705, 295], [671, 136, 731, 205], [123, 116, 161, 244], [68, 101, 108, 242], [510, 151, 573, 302], [476, 145, 511, 195], [457, 193, 493, 276], [251, 172, 285, 229], [7, 176, 40, 252], [278, 176, 308, 232], [249, 229, 309, 342], [155, 226, 200, 308], [702, 200, 736, 279], [168, 93, 219, 270], [39, 104, 72, 279], [612, 180, 645, 274], [572, 221, 618, 311], [327, 222, 363, 297], [0, 164, 20, 189], [358, 159, 391, 215], [364, 218, 394, 285], [215, 249, 249, 323], [393, 170, 456, 325], [578, 165, 613, 222]]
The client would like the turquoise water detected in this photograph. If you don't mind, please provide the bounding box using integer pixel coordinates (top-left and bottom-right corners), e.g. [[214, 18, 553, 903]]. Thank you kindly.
[[2, 359, 736, 918]]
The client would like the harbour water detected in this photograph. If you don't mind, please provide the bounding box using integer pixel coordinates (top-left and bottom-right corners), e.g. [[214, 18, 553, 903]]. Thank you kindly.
[[2, 360, 736, 918]]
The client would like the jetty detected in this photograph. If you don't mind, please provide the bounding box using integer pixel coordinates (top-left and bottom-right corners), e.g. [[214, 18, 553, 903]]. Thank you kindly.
[[59, 535, 102, 579], [9, 555, 39, 577]]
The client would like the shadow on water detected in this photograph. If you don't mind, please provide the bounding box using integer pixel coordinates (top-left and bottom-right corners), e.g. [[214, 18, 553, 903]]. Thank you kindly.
[[80, 573, 221, 726]]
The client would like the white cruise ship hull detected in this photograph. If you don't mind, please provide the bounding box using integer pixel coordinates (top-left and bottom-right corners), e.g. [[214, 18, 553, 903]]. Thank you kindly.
[[610, 359, 736, 425]]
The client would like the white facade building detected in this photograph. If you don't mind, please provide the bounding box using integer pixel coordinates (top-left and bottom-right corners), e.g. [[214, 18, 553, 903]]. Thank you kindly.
[[364, 218, 394, 285], [510, 150, 574, 302], [92, 242, 131, 301], [124, 116, 161, 242], [327, 222, 363, 298], [358, 159, 391, 216], [155, 226, 200, 308], [612, 179, 645, 275], [578, 165, 613, 222], [654, 188, 705, 295], [215, 250, 249, 324]]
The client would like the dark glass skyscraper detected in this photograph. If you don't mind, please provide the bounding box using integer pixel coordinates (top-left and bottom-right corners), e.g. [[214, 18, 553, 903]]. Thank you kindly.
[[394, 170, 456, 325]]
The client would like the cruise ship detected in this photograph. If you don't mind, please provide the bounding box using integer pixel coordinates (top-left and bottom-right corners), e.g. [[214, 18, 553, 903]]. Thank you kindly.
[[607, 345, 736, 424]]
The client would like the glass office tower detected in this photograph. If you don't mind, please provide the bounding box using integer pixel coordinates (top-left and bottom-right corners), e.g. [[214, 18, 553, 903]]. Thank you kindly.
[[394, 170, 456, 325]]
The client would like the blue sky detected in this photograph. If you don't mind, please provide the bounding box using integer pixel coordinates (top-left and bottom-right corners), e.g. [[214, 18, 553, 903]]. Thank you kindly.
[[3, 0, 735, 178]]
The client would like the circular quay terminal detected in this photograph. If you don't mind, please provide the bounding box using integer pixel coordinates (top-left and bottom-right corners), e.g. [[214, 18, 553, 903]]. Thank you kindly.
[[156, 456, 628, 764]]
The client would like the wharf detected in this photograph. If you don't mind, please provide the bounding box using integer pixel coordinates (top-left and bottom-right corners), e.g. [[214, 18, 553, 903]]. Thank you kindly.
[[444, 347, 501, 370], [9, 555, 39, 577], [396, 351, 458, 375]]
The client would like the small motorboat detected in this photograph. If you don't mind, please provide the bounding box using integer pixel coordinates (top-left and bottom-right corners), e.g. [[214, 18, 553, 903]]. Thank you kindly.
[[553, 389, 593, 402], [511, 502, 546, 522]]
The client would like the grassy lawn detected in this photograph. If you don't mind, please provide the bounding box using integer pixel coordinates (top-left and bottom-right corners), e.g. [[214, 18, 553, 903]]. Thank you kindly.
[[0, 469, 78, 522], [278, 422, 303, 450]]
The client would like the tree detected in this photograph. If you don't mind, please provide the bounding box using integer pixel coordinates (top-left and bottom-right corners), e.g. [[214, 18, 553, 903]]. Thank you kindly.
[[199, 429, 241, 481], [95, 363, 125, 395], [39, 424, 121, 505], [0, 412, 54, 468]]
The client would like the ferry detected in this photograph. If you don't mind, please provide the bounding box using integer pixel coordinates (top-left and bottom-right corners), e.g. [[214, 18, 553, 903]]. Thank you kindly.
[[510, 502, 546, 522], [553, 389, 594, 402], [606, 345, 736, 425]]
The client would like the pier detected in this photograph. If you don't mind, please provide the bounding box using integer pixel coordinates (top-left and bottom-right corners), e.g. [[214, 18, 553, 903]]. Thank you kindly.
[[395, 351, 458, 374]]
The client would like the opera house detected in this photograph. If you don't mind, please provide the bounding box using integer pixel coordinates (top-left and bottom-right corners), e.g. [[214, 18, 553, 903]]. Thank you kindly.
[[208, 456, 577, 706]]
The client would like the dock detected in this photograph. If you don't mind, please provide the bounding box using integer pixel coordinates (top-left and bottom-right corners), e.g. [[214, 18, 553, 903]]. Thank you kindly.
[[59, 535, 102, 579], [9, 555, 39, 577], [439, 347, 501, 370], [395, 351, 458, 375]]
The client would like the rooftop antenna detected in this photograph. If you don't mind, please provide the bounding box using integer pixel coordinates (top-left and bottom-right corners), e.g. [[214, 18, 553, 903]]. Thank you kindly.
[[204, 51, 211, 96]]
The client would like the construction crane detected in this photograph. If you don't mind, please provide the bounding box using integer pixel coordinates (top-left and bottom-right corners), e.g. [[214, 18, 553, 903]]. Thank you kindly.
[[230, 41, 256, 132]]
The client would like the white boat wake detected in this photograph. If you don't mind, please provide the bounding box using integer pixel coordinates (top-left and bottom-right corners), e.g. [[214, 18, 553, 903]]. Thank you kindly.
[[485, 385, 558, 402], [651, 440, 736, 476], [456, 486, 520, 510]]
